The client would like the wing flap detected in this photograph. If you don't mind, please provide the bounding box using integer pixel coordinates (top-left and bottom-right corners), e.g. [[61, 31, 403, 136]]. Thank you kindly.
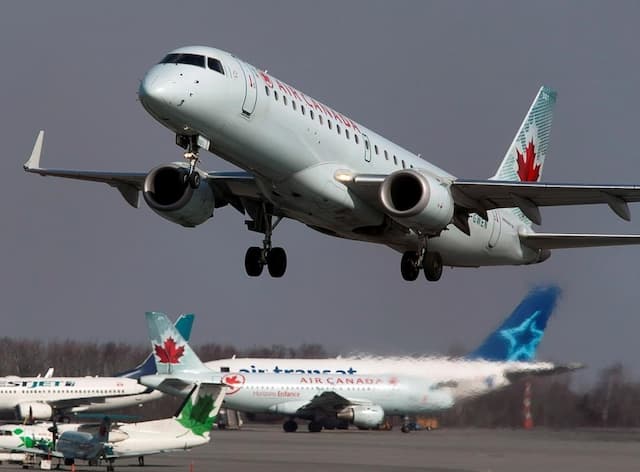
[[520, 232, 640, 250]]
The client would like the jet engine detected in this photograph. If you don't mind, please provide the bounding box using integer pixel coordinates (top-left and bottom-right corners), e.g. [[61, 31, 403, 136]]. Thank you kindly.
[[336, 405, 385, 429], [16, 402, 53, 420], [379, 169, 454, 234], [143, 163, 214, 227]]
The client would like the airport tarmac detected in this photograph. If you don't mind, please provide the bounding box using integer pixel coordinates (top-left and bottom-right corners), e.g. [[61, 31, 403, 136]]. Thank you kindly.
[[2, 425, 638, 472]]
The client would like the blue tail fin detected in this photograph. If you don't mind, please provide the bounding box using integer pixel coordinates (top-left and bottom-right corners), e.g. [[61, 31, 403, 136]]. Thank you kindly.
[[116, 313, 194, 378], [466, 286, 560, 362]]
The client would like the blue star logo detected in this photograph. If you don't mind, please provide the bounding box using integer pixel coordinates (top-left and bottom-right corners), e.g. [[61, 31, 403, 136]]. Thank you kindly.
[[499, 310, 544, 361]]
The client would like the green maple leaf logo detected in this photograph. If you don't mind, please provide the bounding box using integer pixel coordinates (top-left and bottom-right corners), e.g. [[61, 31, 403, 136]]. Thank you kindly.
[[177, 393, 215, 436]]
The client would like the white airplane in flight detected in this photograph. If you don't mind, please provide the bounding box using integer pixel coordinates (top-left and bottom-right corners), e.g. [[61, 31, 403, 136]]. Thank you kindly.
[[0, 382, 224, 471], [140, 295, 581, 433], [0, 315, 194, 421], [23, 46, 640, 281]]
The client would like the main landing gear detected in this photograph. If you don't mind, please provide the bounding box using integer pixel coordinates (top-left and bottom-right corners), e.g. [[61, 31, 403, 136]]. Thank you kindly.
[[244, 206, 287, 278], [177, 134, 201, 189], [400, 246, 443, 282], [283, 419, 298, 433]]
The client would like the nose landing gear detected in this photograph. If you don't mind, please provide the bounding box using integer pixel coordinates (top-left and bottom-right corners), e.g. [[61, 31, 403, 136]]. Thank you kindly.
[[244, 206, 287, 278], [177, 134, 201, 189]]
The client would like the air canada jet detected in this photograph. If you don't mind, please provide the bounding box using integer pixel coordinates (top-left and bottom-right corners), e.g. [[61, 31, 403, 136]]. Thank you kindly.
[[140, 287, 582, 433], [23, 46, 640, 281]]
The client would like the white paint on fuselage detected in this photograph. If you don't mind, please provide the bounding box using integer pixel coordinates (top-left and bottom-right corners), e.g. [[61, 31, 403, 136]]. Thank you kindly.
[[139, 46, 540, 267]]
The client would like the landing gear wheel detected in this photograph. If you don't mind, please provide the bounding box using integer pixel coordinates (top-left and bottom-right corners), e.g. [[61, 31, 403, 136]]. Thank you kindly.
[[188, 171, 200, 189], [245, 246, 264, 277], [267, 247, 287, 278], [401, 424, 411, 433], [400, 251, 420, 281], [283, 420, 298, 433], [423, 252, 443, 282], [138, 456, 145, 466], [308, 421, 323, 433]]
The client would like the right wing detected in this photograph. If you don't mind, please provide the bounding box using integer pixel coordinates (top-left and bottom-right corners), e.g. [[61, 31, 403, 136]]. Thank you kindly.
[[24, 131, 261, 211]]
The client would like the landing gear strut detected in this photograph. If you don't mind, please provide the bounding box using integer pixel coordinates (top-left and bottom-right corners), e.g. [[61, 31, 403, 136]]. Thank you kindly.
[[245, 205, 287, 278], [400, 243, 443, 282], [177, 134, 201, 189]]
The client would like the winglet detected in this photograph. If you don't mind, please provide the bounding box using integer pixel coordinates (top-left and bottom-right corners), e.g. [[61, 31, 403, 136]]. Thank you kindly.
[[24, 131, 44, 171]]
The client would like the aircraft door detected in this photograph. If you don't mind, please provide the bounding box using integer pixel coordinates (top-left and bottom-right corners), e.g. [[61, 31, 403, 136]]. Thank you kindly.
[[362, 133, 371, 162], [487, 211, 501, 248], [239, 61, 258, 116]]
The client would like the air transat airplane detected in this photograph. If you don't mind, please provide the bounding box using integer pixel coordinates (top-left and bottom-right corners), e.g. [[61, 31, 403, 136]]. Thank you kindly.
[[0, 315, 194, 421], [24, 46, 640, 281], [141, 293, 581, 433], [0, 382, 224, 471]]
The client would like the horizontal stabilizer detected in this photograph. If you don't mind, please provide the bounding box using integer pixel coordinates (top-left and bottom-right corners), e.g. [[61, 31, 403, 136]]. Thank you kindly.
[[520, 232, 640, 250], [505, 362, 584, 382]]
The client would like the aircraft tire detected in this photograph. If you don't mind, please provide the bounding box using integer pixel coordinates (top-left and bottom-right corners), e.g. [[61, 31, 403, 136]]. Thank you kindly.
[[423, 252, 443, 282], [400, 252, 420, 281], [245, 247, 264, 277], [283, 420, 298, 433], [401, 424, 411, 433], [189, 172, 201, 189], [267, 247, 287, 277]]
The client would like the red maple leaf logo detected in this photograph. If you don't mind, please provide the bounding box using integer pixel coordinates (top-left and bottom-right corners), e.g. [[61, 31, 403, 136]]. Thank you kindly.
[[516, 140, 541, 182], [221, 374, 246, 395], [154, 337, 185, 364], [223, 375, 244, 385]]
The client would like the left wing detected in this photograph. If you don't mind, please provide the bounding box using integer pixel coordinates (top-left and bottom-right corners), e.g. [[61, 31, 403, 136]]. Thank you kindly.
[[340, 173, 640, 225], [14, 447, 63, 458]]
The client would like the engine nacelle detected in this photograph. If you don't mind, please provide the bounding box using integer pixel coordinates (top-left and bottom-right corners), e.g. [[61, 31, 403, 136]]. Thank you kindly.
[[379, 169, 454, 234], [16, 402, 53, 420], [143, 163, 214, 228], [336, 405, 385, 429]]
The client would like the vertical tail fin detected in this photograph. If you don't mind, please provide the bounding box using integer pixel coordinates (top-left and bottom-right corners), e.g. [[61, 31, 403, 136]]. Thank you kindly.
[[466, 285, 561, 362], [146, 312, 208, 375], [174, 383, 226, 437], [491, 86, 557, 183], [117, 313, 194, 378]]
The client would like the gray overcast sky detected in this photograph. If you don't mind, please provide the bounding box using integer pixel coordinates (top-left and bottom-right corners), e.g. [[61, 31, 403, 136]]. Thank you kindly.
[[2, 1, 640, 383]]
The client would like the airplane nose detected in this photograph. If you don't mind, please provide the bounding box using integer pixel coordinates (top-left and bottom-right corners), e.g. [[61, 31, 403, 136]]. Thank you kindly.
[[138, 73, 186, 109]]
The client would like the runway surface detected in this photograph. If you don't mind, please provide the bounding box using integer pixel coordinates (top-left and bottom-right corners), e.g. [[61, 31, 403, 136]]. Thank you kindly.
[[2, 425, 638, 472]]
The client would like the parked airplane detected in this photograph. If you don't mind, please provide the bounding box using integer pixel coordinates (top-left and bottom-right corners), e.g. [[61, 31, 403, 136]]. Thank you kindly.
[[0, 315, 194, 421], [0, 382, 224, 471], [200, 286, 565, 376], [140, 299, 581, 433], [23, 46, 640, 281]]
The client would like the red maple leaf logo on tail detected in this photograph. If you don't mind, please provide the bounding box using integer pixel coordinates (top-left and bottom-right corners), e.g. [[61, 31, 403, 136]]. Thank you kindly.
[[516, 140, 541, 182], [154, 337, 185, 364]]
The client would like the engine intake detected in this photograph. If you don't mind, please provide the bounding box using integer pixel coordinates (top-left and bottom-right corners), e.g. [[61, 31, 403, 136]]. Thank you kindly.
[[379, 169, 454, 234], [143, 163, 214, 227], [337, 404, 385, 429], [16, 402, 53, 420]]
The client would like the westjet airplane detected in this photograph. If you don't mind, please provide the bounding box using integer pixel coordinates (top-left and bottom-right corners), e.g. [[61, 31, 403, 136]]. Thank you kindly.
[[0, 382, 225, 471], [141, 291, 581, 432], [24, 46, 640, 281], [0, 315, 194, 421]]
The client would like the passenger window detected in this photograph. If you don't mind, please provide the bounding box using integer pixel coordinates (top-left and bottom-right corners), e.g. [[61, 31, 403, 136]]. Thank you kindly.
[[301, 105, 305, 115], [265, 86, 270, 96], [337, 124, 341, 134], [402, 160, 406, 168], [355, 135, 359, 144], [345, 129, 350, 139], [292, 100, 297, 110], [310, 109, 314, 119], [283, 95, 288, 105], [328, 120, 332, 130], [207, 57, 225, 74], [393, 155, 398, 165], [410, 164, 414, 168], [384, 150, 389, 160], [274, 91, 279, 101], [374, 145, 379, 155], [319, 115, 323, 125]]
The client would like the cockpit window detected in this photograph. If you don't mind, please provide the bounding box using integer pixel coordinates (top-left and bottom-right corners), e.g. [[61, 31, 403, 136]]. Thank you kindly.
[[207, 58, 224, 75], [160, 53, 205, 68]]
